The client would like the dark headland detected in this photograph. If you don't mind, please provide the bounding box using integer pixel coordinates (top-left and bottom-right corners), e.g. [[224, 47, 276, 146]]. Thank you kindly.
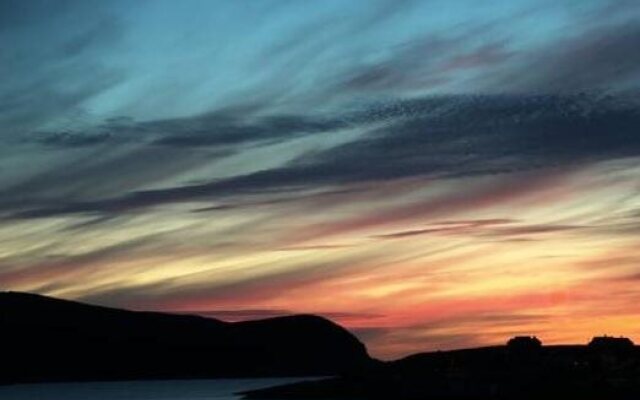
[[0, 291, 374, 384], [3, 292, 640, 399]]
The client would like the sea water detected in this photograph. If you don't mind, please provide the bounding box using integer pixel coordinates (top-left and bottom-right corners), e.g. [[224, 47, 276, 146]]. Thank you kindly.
[[0, 378, 310, 400]]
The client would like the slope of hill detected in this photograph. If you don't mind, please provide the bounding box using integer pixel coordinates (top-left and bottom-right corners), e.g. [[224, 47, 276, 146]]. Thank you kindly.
[[0, 291, 373, 384]]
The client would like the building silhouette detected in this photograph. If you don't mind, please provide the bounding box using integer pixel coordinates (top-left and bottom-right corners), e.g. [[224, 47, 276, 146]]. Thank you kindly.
[[588, 335, 635, 351], [507, 336, 542, 350]]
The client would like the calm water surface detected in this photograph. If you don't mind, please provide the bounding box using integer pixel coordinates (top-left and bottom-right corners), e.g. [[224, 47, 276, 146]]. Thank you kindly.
[[0, 378, 313, 400]]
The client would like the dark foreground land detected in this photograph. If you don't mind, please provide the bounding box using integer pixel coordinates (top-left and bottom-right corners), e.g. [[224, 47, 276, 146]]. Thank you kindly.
[[244, 339, 640, 400], [3, 292, 640, 399], [0, 292, 373, 384]]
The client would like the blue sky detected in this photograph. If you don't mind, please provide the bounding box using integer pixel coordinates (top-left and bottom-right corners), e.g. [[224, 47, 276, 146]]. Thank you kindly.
[[4, 0, 637, 129]]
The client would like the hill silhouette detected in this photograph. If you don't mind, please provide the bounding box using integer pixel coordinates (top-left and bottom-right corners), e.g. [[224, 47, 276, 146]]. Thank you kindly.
[[0, 291, 373, 384]]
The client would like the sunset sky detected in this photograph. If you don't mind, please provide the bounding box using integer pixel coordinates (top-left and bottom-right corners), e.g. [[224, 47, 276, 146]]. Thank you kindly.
[[2, 0, 640, 359]]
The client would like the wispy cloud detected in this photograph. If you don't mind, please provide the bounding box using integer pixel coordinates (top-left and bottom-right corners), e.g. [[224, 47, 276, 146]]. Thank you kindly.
[[5, 93, 640, 220]]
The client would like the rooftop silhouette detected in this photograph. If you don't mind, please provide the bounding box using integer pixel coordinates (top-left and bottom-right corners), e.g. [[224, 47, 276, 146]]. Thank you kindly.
[[507, 335, 543, 349], [589, 335, 635, 351]]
